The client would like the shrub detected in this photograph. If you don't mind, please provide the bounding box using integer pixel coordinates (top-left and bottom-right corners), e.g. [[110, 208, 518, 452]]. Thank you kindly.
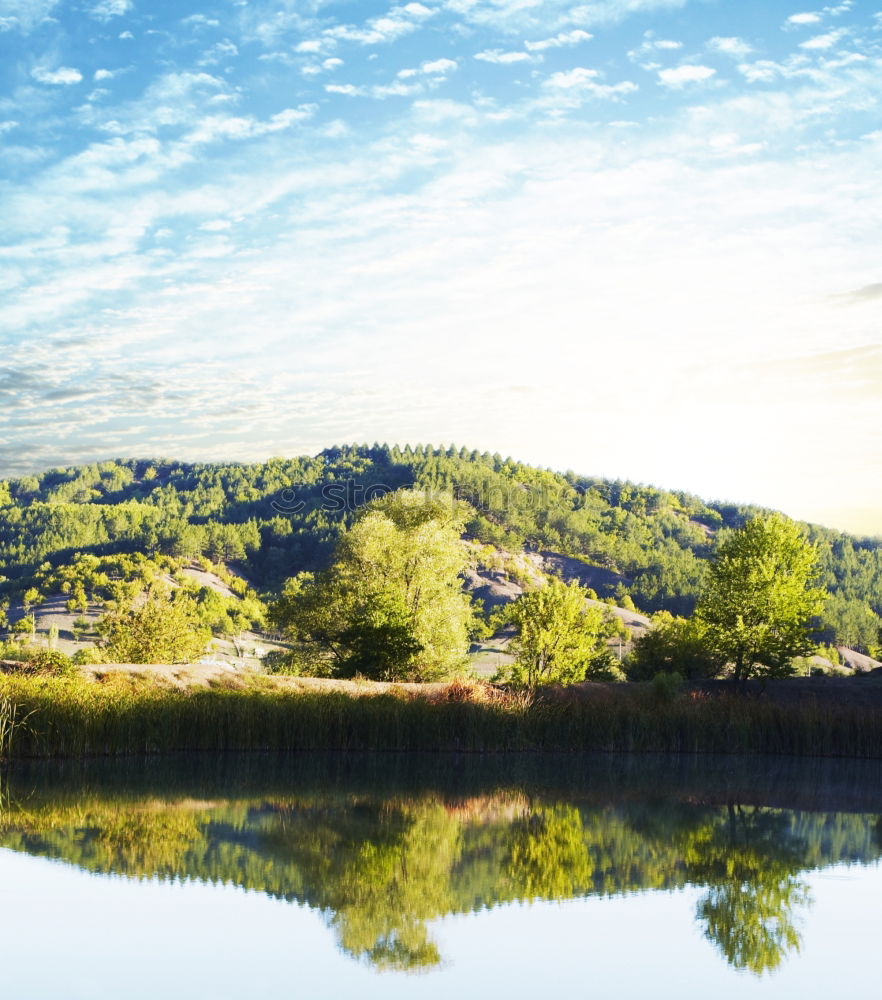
[[650, 671, 685, 704], [26, 648, 76, 677], [629, 612, 726, 681], [72, 647, 106, 666]]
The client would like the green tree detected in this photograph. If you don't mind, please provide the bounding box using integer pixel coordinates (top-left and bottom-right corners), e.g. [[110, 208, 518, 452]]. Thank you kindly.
[[98, 592, 210, 664], [502, 578, 620, 688], [11, 616, 34, 641], [22, 587, 41, 615], [628, 611, 726, 680], [272, 490, 475, 681], [696, 514, 826, 682]]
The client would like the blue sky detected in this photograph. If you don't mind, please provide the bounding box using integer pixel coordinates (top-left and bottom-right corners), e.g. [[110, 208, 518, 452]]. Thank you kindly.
[[1, 0, 881, 532]]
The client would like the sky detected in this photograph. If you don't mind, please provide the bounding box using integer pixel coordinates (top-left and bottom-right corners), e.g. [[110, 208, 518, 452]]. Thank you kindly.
[[1, 0, 880, 535]]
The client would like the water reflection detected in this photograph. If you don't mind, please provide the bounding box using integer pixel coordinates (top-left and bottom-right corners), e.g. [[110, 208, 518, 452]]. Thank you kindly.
[[1, 755, 881, 975]]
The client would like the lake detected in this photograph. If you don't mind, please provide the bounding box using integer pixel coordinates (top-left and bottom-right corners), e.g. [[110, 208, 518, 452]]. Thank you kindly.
[[0, 753, 880, 998]]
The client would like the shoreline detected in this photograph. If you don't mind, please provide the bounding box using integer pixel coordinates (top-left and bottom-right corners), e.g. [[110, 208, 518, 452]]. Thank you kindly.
[[2, 669, 882, 761]]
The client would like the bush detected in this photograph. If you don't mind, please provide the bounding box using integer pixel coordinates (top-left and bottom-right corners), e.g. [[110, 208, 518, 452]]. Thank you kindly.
[[263, 650, 302, 676], [263, 649, 332, 677], [628, 612, 726, 681], [651, 671, 685, 704], [0, 640, 29, 663], [72, 647, 107, 666], [26, 648, 76, 677]]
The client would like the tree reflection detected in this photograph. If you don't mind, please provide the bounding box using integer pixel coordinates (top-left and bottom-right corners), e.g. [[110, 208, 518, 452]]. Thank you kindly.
[[0, 786, 876, 974], [505, 805, 594, 900], [698, 877, 809, 975], [680, 804, 811, 975]]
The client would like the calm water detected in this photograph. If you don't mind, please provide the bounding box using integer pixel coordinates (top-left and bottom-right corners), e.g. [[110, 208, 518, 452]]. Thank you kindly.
[[1, 754, 881, 998]]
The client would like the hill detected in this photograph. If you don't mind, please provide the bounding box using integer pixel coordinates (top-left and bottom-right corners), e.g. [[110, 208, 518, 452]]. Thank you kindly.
[[0, 445, 880, 656]]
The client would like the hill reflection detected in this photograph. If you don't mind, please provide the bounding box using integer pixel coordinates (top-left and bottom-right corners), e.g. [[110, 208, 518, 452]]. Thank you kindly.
[[1, 754, 881, 975]]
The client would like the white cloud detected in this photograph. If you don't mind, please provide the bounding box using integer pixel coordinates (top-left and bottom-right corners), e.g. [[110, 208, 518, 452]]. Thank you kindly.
[[0, 0, 59, 32], [474, 49, 533, 64], [323, 4, 436, 46], [541, 67, 638, 101], [737, 60, 780, 84], [397, 2, 433, 16], [198, 40, 239, 65], [443, 0, 689, 33], [800, 29, 846, 49], [708, 36, 753, 58], [544, 67, 599, 89], [181, 14, 219, 28], [524, 29, 592, 51], [89, 0, 132, 21], [627, 33, 682, 65], [372, 81, 423, 98], [295, 39, 326, 54], [325, 83, 363, 96], [266, 107, 315, 129], [0, 120, 18, 133], [399, 58, 458, 78], [786, 12, 822, 26], [183, 108, 314, 144], [327, 79, 428, 100], [31, 65, 83, 85], [421, 58, 458, 74], [658, 64, 716, 88]]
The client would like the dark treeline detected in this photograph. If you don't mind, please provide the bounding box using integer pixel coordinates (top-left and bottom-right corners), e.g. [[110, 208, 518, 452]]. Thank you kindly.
[[1, 444, 880, 650]]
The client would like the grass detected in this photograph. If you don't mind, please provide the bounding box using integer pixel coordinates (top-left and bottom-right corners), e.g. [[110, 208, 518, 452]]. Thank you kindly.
[[1, 670, 881, 759]]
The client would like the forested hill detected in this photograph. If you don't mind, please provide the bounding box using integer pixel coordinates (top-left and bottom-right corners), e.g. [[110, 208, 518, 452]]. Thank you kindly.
[[1, 445, 880, 650]]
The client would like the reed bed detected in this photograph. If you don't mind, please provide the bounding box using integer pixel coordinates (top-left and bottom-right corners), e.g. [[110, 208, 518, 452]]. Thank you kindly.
[[0, 673, 881, 759]]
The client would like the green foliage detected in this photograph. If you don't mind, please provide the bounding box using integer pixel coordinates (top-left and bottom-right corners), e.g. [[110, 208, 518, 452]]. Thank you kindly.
[[25, 648, 75, 677], [696, 514, 828, 682], [629, 611, 727, 680], [650, 670, 685, 703], [501, 579, 621, 688], [272, 490, 475, 681], [22, 587, 41, 613], [818, 594, 880, 653], [97, 591, 211, 664], [11, 615, 35, 638], [71, 646, 106, 666]]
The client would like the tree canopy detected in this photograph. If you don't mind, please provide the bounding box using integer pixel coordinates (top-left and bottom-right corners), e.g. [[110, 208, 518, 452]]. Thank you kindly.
[[272, 489, 476, 681], [501, 579, 621, 688], [696, 514, 827, 682], [98, 591, 211, 664]]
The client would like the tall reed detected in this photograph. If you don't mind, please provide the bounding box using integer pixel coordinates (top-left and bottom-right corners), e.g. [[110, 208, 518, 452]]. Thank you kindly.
[[1, 673, 881, 759]]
